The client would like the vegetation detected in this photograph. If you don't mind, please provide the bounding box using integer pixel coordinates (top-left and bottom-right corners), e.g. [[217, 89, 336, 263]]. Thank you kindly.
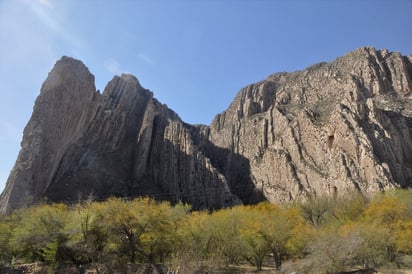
[[1, 190, 412, 273]]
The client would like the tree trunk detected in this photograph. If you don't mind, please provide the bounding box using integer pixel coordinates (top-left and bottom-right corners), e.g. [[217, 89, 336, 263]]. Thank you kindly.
[[256, 261, 263, 271], [151, 263, 163, 274], [274, 251, 282, 273]]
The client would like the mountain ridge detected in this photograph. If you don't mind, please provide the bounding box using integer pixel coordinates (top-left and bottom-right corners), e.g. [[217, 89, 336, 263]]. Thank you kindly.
[[1, 46, 412, 213]]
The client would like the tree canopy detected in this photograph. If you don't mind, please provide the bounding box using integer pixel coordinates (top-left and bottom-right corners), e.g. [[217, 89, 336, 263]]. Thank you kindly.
[[1, 190, 412, 273]]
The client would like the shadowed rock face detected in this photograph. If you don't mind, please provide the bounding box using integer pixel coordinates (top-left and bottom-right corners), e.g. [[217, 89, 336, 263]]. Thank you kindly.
[[1, 47, 412, 213], [0, 57, 241, 213]]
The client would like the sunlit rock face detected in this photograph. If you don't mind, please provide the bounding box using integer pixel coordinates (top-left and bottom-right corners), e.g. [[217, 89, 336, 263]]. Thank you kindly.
[[205, 47, 412, 203], [1, 47, 412, 213]]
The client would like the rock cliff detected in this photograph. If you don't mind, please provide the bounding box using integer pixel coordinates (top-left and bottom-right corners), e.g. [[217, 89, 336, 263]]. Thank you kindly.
[[1, 47, 412, 213], [0, 57, 240, 213], [205, 47, 412, 203]]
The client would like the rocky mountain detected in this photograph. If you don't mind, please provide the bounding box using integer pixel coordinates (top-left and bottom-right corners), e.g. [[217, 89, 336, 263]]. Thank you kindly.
[[1, 47, 412, 213]]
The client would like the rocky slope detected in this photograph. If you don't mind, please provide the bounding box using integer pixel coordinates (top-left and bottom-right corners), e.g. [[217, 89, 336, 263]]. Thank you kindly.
[[1, 47, 412, 213]]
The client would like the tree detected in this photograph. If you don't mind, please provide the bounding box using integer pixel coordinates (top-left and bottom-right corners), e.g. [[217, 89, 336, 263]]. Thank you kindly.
[[238, 211, 268, 271], [209, 207, 244, 265], [363, 193, 408, 264], [356, 222, 394, 268], [299, 195, 334, 227], [330, 194, 368, 223], [172, 210, 216, 272], [0, 214, 13, 265], [95, 197, 185, 272], [253, 203, 311, 272], [64, 200, 108, 270], [309, 225, 352, 273], [10, 204, 72, 267], [395, 220, 412, 255]]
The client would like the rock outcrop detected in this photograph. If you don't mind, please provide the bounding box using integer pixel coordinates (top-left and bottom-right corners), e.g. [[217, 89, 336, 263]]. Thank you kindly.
[[1, 47, 412, 213], [204, 47, 412, 203], [0, 57, 240, 213]]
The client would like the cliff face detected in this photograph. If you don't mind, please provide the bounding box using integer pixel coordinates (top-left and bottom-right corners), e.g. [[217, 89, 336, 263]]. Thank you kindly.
[[1, 47, 412, 213], [206, 47, 412, 203], [0, 57, 239, 213]]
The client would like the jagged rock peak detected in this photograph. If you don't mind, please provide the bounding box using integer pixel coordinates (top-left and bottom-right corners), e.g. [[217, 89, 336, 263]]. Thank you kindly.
[[1, 47, 412, 213], [0, 56, 240, 213], [120, 73, 141, 85], [41, 56, 95, 92]]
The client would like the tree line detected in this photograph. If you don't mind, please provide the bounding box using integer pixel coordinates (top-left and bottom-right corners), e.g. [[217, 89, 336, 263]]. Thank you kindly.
[[0, 190, 412, 273]]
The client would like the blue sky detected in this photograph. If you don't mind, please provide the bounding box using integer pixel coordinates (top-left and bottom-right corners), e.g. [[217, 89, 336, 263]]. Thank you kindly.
[[0, 0, 411, 193]]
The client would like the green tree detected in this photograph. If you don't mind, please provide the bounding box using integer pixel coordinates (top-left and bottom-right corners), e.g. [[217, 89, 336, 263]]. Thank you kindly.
[[210, 207, 244, 265], [238, 213, 268, 271], [64, 200, 108, 269], [0, 214, 13, 265], [299, 195, 334, 227], [10, 203, 72, 267], [356, 222, 394, 268], [330, 194, 368, 223], [172, 210, 216, 272]]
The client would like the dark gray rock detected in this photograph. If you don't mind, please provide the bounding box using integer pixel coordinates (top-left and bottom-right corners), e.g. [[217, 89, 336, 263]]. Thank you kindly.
[[0, 57, 240, 213]]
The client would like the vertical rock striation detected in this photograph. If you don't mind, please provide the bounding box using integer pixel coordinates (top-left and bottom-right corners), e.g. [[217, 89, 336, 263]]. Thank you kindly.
[[0, 57, 101, 211], [0, 57, 239, 213], [206, 47, 412, 203], [1, 47, 412, 213]]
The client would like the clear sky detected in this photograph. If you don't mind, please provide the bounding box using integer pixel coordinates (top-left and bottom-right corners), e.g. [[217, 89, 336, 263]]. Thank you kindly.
[[0, 0, 411, 193]]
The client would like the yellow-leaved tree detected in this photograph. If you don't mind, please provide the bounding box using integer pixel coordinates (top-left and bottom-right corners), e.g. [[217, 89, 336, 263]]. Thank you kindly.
[[362, 192, 409, 264], [94, 197, 186, 273]]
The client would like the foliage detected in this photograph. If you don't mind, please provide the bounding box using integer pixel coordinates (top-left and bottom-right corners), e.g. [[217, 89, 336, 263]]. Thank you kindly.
[[91, 197, 187, 271], [1, 190, 412, 273], [0, 214, 13, 264], [243, 203, 311, 271], [10, 204, 72, 267]]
